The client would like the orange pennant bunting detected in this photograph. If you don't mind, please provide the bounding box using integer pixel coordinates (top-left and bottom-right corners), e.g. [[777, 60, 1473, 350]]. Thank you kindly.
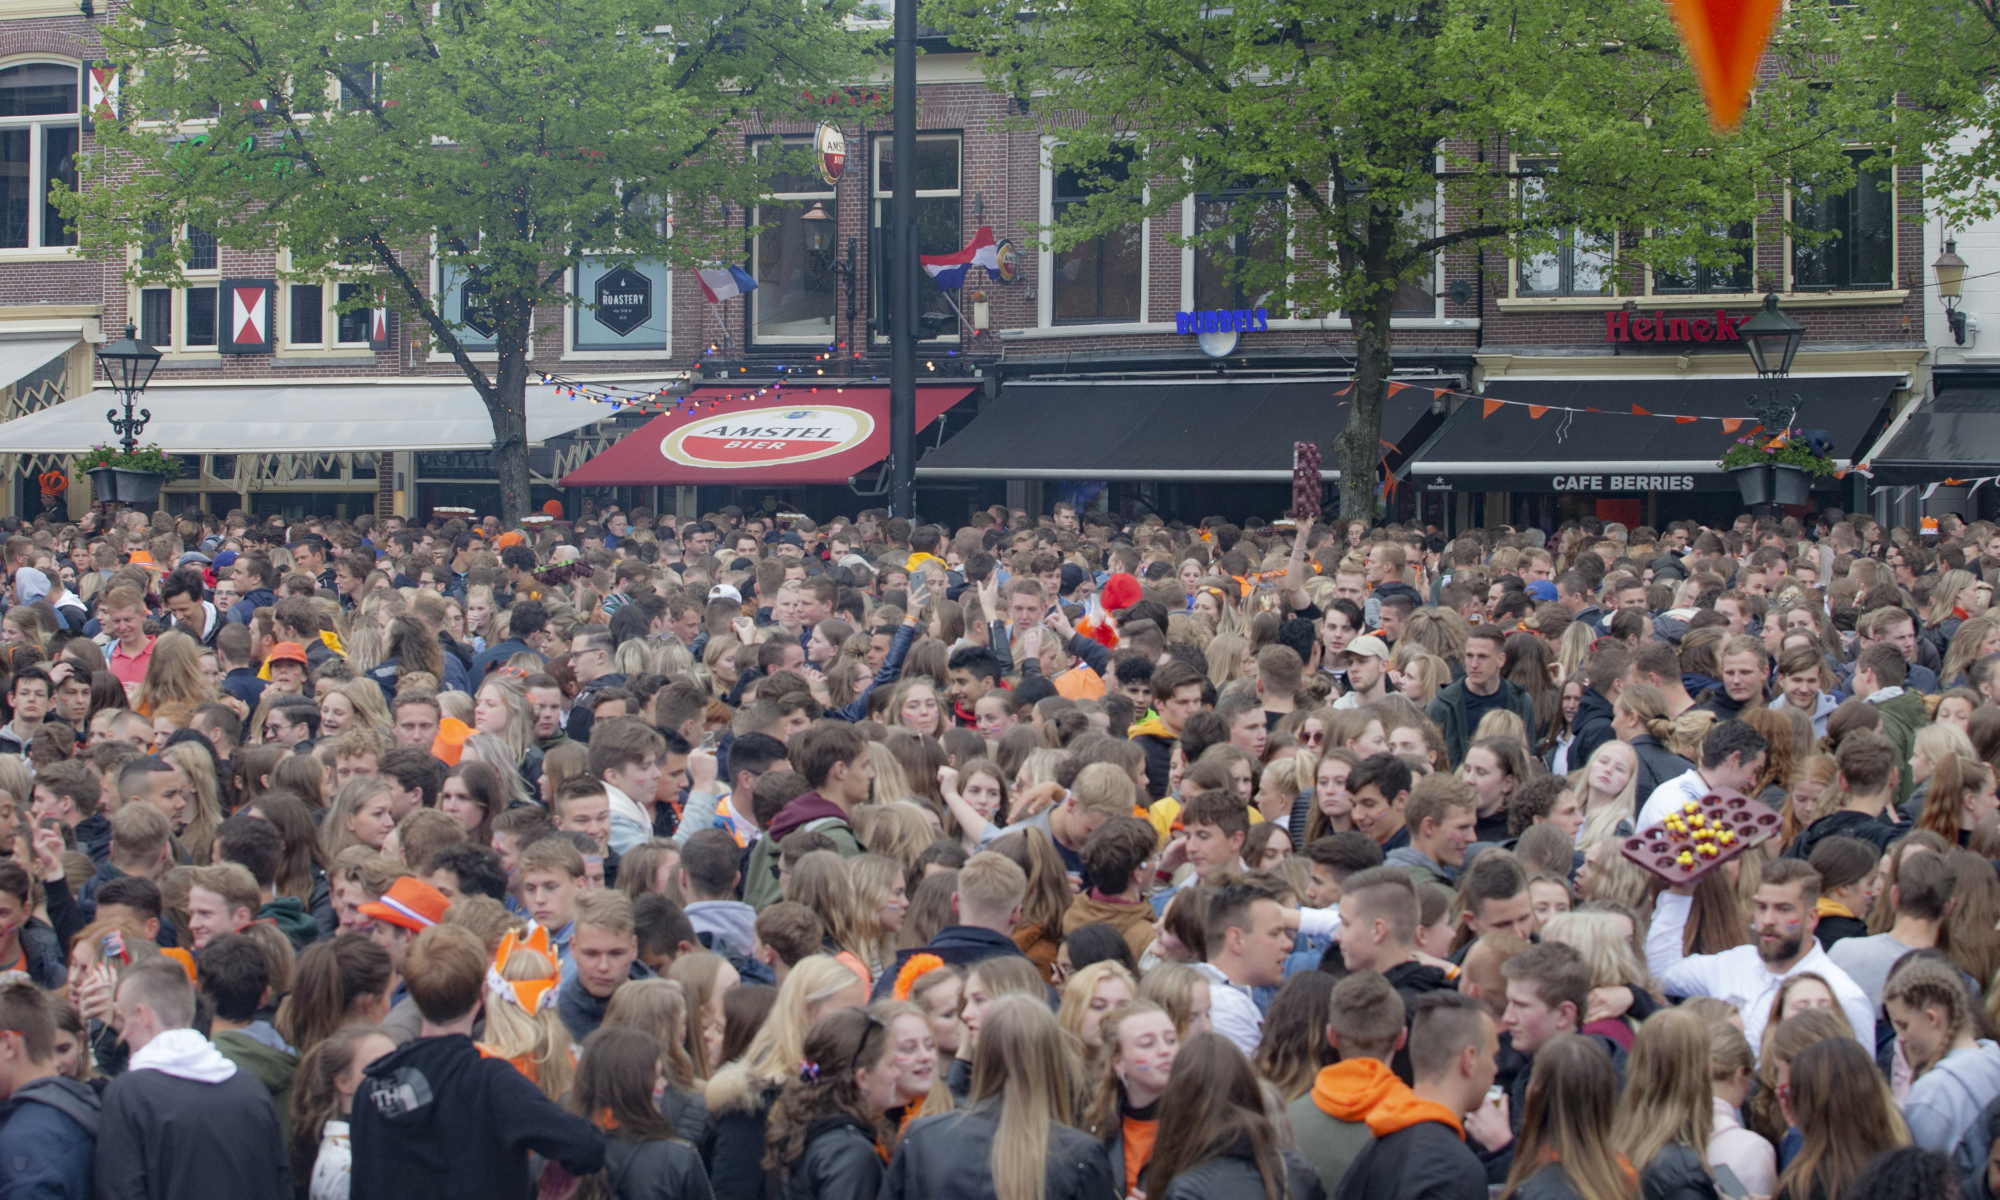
[[1586, 407, 1603, 413], [1631, 404, 1652, 416], [1721, 418, 1745, 434], [1333, 385, 1353, 397], [1387, 381, 1408, 397], [1667, 0, 1785, 131], [1675, 416, 1697, 424], [1527, 405, 1549, 419], [1483, 398, 1504, 418]]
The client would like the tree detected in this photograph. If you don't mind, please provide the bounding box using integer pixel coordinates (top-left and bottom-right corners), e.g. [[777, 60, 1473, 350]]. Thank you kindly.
[[65, 0, 876, 522], [929, 0, 1933, 519]]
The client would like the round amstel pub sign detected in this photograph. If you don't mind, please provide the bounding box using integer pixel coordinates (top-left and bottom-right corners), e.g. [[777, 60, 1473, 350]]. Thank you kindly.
[[661, 405, 874, 469], [814, 124, 847, 186]]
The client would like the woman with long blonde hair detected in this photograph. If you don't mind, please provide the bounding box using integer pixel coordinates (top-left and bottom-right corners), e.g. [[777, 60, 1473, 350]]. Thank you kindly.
[[1917, 754, 1997, 845], [1943, 614, 2000, 690], [320, 678, 393, 740], [884, 993, 1112, 1200], [471, 674, 537, 778], [848, 854, 909, 978], [784, 852, 876, 985], [1784, 754, 1840, 843], [1611, 1008, 1712, 1197], [868, 997, 955, 1143], [132, 629, 215, 717], [477, 931, 573, 1101], [1081, 999, 1179, 1198], [319, 776, 398, 860], [1055, 960, 1137, 1061], [1573, 740, 1641, 849]]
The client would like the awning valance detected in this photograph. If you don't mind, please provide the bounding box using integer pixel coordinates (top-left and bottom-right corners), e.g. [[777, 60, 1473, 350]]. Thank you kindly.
[[0, 338, 77, 393], [0, 382, 620, 453], [1854, 379, 2000, 486], [559, 385, 976, 487], [913, 376, 1449, 481], [1403, 374, 1901, 493]]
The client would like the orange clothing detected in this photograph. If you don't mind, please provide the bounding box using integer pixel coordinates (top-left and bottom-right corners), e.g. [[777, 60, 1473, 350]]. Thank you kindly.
[[1012, 921, 1061, 984], [1122, 1112, 1158, 1196], [1054, 665, 1105, 700], [1309, 1058, 1410, 1122], [1364, 1083, 1465, 1139]]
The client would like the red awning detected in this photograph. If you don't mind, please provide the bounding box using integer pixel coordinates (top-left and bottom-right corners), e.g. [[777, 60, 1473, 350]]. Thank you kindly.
[[559, 384, 976, 487]]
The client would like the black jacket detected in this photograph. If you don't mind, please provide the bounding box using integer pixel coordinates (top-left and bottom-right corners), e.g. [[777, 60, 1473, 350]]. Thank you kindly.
[[74, 812, 111, 863], [780, 1116, 883, 1200], [567, 672, 631, 742], [1630, 735, 1694, 810], [872, 925, 1031, 1001], [595, 1135, 715, 1200], [15, 914, 67, 990], [704, 1066, 782, 1200], [1511, 1166, 1589, 1200], [1785, 807, 1905, 860], [1568, 686, 1618, 777], [1333, 1116, 1486, 1200], [1157, 1139, 1325, 1200], [95, 1056, 290, 1200], [349, 1033, 604, 1200], [1639, 1143, 1719, 1200], [882, 1105, 1115, 1200]]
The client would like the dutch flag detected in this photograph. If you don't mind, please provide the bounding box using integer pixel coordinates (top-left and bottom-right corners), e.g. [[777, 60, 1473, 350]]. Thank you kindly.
[[696, 265, 759, 303], [920, 226, 1000, 290]]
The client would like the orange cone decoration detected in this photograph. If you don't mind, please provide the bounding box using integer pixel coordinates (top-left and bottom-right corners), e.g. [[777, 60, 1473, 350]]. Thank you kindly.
[[1668, 0, 1784, 130]]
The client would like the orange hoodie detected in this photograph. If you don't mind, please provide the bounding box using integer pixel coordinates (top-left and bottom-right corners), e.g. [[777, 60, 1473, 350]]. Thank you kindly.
[[1363, 1085, 1466, 1140], [1309, 1059, 1410, 1123]]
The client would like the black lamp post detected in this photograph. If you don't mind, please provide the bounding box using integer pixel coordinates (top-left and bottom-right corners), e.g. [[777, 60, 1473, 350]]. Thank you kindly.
[[96, 322, 162, 454], [1738, 292, 1807, 435]]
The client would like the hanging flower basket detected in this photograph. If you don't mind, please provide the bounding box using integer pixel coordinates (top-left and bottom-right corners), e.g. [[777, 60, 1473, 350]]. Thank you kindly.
[[1719, 429, 1831, 506], [75, 445, 181, 509]]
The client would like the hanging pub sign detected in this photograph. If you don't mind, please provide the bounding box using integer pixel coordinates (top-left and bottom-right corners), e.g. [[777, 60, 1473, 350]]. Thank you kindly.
[[592, 265, 653, 338], [814, 124, 846, 186], [1604, 308, 1746, 344], [993, 240, 1020, 283], [218, 279, 275, 355], [1176, 306, 1270, 358]]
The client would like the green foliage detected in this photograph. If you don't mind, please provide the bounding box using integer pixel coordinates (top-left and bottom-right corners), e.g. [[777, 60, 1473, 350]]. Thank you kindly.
[[1718, 432, 1836, 478], [923, 0, 1953, 515], [74, 445, 184, 481], [60, 0, 878, 518]]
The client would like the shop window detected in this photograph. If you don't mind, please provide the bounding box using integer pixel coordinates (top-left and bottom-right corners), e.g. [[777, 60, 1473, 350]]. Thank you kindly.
[[0, 63, 79, 250], [871, 133, 961, 342], [751, 137, 837, 344], [1516, 161, 1612, 297], [135, 222, 220, 352], [1792, 150, 1893, 291], [1051, 150, 1140, 324]]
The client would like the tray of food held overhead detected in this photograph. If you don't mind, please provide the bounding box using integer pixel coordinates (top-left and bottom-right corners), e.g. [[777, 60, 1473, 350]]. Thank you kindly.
[[1619, 794, 1783, 884]]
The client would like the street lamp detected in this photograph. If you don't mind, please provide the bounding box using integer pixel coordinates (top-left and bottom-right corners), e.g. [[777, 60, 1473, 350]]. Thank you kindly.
[[96, 322, 162, 454], [1737, 293, 1806, 435], [1936, 239, 1970, 345], [801, 201, 833, 255]]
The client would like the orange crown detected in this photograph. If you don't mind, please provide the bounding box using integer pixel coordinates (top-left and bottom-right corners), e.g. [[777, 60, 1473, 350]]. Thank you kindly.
[[489, 922, 560, 1013]]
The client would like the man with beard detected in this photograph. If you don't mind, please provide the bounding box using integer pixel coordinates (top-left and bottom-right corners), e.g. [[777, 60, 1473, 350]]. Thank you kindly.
[[1643, 856, 1874, 1055]]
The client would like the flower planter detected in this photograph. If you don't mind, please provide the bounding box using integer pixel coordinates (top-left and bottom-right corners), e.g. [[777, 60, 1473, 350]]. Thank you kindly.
[[87, 467, 164, 509], [1730, 463, 1812, 507], [1730, 464, 1774, 506]]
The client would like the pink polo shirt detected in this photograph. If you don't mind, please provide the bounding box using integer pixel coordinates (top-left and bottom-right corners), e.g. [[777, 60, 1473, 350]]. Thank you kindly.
[[107, 636, 155, 694]]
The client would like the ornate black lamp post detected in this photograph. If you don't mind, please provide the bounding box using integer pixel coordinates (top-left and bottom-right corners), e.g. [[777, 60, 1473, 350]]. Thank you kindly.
[[1737, 293, 1807, 435], [96, 322, 162, 454]]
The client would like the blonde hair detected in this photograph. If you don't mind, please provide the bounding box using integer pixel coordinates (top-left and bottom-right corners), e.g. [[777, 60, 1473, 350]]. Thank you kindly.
[[1541, 911, 1649, 990], [866, 741, 916, 805], [1612, 1008, 1712, 1173], [729, 955, 866, 1088], [970, 994, 1078, 1200], [133, 629, 217, 717], [1575, 740, 1640, 849], [159, 741, 225, 867], [329, 679, 394, 739], [1055, 960, 1136, 1056], [475, 947, 574, 1101], [846, 854, 906, 977], [319, 776, 396, 860]]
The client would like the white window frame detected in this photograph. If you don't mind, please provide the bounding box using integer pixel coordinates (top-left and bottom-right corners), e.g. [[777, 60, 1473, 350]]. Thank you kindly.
[[871, 132, 963, 344], [129, 223, 221, 358], [750, 136, 839, 347], [564, 255, 675, 361], [1508, 156, 1617, 301], [276, 249, 383, 356], [1036, 136, 1149, 332], [0, 58, 81, 261]]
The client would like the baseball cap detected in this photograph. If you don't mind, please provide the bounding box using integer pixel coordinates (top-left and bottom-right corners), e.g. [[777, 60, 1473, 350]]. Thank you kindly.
[[708, 584, 743, 605], [358, 877, 451, 933], [778, 531, 805, 547], [1526, 580, 1560, 603], [1059, 563, 1086, 597], [1339, 634, 1391, 662], [212, 549, 238, 570]]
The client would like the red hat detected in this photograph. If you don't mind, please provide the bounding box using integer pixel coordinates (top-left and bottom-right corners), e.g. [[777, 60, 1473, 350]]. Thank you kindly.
[[1100, 572, 1143, 613], [358, 877, 451, 933]]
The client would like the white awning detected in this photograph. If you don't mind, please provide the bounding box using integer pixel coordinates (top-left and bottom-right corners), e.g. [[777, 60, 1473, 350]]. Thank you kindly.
[[0, 337, 78, 391], [0, 382, 620, 453]]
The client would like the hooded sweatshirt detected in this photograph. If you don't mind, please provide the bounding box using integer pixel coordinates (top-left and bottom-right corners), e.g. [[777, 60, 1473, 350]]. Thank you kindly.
[[685, 899, 758, 959], [1336, 1089, 1486, 1200], [258, 896, 319, 950], [1129, 716, 1179, 800], [1903, 1039, 2000, 1195], [1385, 845, 1458, 889], [763, 792, 861, 854], [96, 1028, 291, 1200], [1288, 1058, 1409, 1196], [213, 1022, 299, 1144]]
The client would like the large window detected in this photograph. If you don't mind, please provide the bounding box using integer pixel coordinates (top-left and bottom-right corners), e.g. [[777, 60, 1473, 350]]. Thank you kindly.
[[1051, 152, 1140, 324], [1194, 180, 1283, 312], [1392, 196, 1438, 316], [136, 222, 219, 351], [1792, 150, 1892, 291], [751, 138, 837, 345], [1516, 162, 1611, 297], [1653, 223, 1754, 295], [285, 274, 379, 350], [872, 134, 961, 342], [0, 64, 78, 251]]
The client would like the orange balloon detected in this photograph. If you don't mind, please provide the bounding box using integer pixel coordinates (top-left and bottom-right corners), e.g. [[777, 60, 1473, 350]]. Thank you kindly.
[[1668, 0, 1784, 130]]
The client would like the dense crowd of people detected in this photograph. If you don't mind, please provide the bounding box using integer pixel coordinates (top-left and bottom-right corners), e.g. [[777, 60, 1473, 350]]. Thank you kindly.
[[1, 497, 1999, 1200]]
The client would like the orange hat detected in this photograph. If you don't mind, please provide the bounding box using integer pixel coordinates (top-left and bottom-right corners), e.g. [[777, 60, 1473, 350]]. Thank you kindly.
[[432, 716, 471, 766], [257, 642, 310, 682], [494, 531, 526, 549], [359, 877, 451, 932], [541, 499, 564, 518], [126, 550, 158, 570]]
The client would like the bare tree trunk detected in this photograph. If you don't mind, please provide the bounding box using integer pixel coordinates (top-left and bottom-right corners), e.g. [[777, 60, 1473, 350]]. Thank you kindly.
[[489, 303, 533, 527], [1334, 279, 1396, 522]]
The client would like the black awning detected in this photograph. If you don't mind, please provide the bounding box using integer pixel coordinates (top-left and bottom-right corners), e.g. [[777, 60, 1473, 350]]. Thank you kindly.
[[1861, 385, 2000, 485], [1402, 374, 1901, 494], [913, 376, 1445, 480]]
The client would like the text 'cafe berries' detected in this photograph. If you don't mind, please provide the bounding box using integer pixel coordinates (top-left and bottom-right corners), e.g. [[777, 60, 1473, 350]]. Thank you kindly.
[[1551, 474, 1698, 492], [1603, 308, 1745, 343]]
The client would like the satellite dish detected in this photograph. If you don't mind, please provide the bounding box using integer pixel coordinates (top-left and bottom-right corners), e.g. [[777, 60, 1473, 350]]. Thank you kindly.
[[1197, 328, 1240, 358]]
